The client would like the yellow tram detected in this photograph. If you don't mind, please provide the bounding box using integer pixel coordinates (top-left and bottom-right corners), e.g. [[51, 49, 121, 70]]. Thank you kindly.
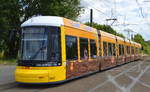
[[15, 16, 142, 84]]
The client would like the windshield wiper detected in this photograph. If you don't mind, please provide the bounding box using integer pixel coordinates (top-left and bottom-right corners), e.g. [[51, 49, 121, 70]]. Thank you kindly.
[[29, 45, 46, 60], [29, 30, 47, 60]]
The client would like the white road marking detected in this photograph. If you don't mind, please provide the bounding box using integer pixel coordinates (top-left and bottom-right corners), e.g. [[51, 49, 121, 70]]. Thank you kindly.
[[125, 70, 150, 88], [107, 75, 127, 92], [126, 65, 150, 92], [87, 61, 143, 92]]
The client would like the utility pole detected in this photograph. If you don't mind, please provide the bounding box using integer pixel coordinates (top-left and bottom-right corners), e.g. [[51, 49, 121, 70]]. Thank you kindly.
[[90, 9, 93, 27], [125, 29, 131, 40], [124, 29, 135, 40]]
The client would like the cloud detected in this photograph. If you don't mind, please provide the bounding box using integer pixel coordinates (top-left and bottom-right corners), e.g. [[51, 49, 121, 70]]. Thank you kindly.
[[78, 0, 150, 41]]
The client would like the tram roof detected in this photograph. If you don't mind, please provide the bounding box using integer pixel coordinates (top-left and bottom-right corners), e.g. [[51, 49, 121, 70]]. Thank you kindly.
[[100, 30, 116, 39], [21, 16, 98, 33], [21, 16, 141, 47], [116, 36, 124, 41], [21, 16, 116, 38], [21, 16, 64, 27]]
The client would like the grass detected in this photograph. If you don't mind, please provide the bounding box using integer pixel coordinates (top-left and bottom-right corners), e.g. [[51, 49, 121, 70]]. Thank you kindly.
[[0, 58, 16, 65], [0, 52, 3, 58], [0, 52, 16, 65]]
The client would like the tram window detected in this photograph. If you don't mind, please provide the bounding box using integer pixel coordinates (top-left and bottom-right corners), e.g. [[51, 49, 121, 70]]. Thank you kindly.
[[47, 27, 61, 65], [133, 47, 135, 54], [112, 43, 116, 56], [90, 39, 97, 58], [136, 48, 138, 54], [21, 27, 48, 60], [126, 46, 129, 55], [119, 44, 122, 56], [19, 26, 62, 66], [135, 47, 137, 54], [119, 44, 124, 56], [129, 46, 131, 54], [99, 40, 102, 56], [122, 45, 124, 55], [131, 47, 134, 54], [80, 38, 89, 59], [125, 46, 127, 55], [108, 43, 112, 56], [131, 47, 133, 54], [103, 42, 107, 56], [128, 46, 131, 55], [66, 36, 78, 60]]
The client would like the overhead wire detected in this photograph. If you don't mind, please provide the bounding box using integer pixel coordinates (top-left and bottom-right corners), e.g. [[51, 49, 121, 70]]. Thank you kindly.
[[134, 0, 150, 37], [135, 0, 145, 18], [82, 0, 145, 28]]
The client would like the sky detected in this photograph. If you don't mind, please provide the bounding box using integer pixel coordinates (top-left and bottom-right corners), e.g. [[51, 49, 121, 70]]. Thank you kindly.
[[78, 0, 150, 41]]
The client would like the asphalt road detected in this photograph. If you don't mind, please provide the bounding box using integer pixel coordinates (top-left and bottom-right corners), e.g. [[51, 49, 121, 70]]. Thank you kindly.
[[0, 65, 15, 85], [0, 57, 150, 92]]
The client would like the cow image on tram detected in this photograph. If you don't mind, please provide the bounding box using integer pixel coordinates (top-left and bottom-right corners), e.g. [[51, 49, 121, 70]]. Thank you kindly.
[[15, 16, 142, 84]]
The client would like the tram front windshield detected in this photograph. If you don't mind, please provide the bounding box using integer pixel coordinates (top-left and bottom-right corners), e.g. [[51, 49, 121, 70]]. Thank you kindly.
[[19, 27, 61, 66]]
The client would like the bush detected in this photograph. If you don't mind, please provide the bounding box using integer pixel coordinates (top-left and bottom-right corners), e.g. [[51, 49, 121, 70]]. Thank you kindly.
[[0, 58, 16, 65], [0, 51, 16, 64]]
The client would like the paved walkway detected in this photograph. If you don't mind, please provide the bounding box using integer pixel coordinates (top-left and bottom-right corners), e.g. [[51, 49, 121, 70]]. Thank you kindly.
[[0, 65, 15, 85]]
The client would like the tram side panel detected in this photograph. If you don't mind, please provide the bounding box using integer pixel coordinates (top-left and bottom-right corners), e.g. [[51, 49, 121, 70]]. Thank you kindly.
[[64, 26, 100, 79], [125, 45, 131, 63], [100, 36, 117, 70], [117, 41, 126, 65], [130, 46, 135, 61]]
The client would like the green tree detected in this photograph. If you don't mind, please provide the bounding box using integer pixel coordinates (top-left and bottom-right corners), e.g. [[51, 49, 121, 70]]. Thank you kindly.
[[21, 0, 82, 21], [0, 0, 22, 58], [133, 34, 144, 44], [133, 34, 150, 54], [85, 22, 124, 38], [0, 0, 83, 58]]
